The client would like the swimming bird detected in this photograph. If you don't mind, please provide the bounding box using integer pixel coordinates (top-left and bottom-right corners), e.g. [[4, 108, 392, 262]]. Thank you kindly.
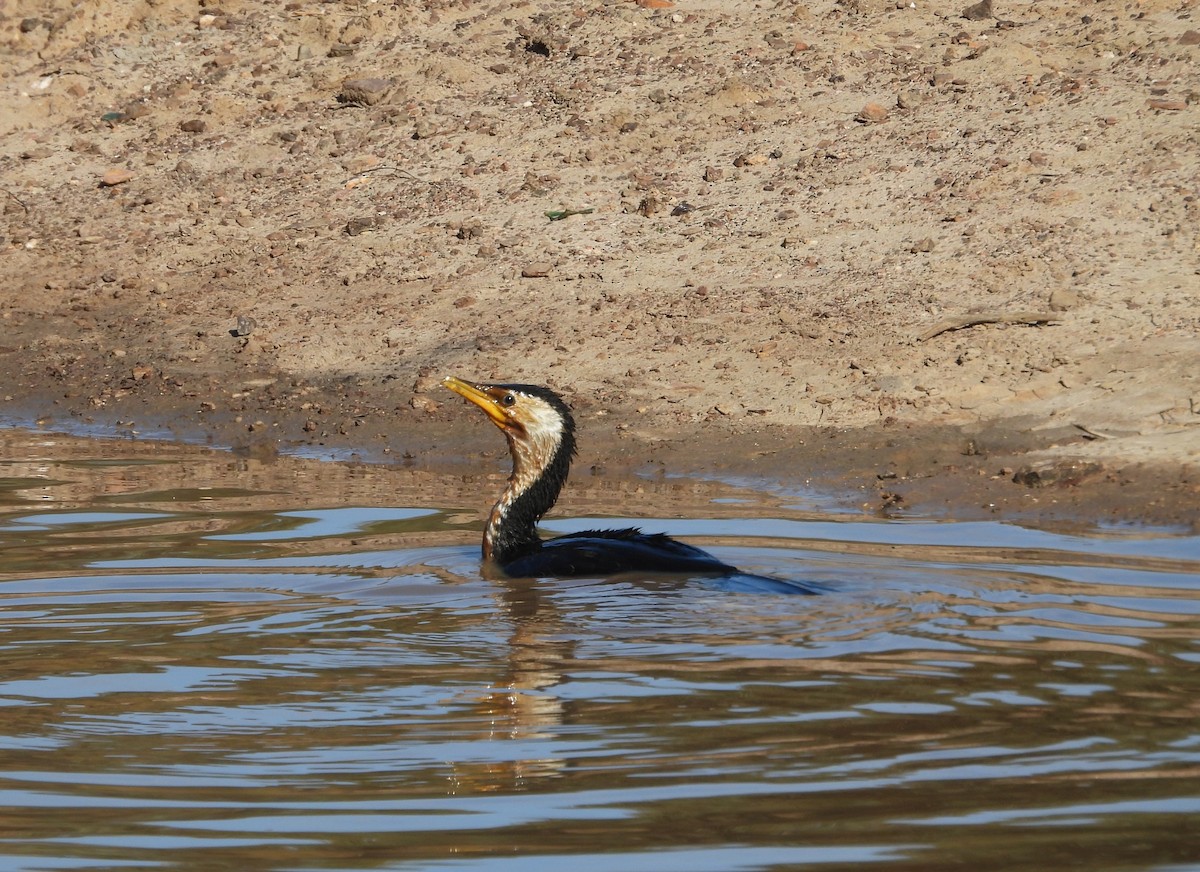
[[443, 376, 820, 593]]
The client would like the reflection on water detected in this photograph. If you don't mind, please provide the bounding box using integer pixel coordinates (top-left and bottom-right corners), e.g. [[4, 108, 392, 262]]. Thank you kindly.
[[0, 429, 1198, 872]]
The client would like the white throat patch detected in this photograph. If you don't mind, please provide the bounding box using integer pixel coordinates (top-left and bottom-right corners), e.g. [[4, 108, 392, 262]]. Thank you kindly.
[[483, 394, 567, 556]]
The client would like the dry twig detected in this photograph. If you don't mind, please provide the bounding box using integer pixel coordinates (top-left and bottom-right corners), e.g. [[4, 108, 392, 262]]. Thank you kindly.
[[915, 311, 1060, 343]]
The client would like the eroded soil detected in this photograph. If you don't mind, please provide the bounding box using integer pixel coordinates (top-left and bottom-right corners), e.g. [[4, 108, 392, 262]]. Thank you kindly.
[[1, 0, 1197, 527]]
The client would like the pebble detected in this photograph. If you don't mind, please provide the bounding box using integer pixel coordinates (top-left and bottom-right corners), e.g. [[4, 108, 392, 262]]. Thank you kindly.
[[856, 102, 889, 123], [343, 155, 381, 174], [100, 168, 134, 186], [337, 77, 394, 107], [1178, 29, 1200, 45], [637, 195, 662, 217], [346, 217, 377, 236], [412, 373, 442, 394], [961, 0, 993, 20], [522, 262, 552, 278], [1147, 99, 1186, 111], [896, 90, 923, 110], [1048, 287, 1079, 312], [180, 119, 207, 133], [1012, 461, 1103, 488]]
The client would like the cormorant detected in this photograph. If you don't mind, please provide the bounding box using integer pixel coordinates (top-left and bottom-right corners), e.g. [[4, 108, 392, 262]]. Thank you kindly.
[[443, 376, 820, 594]]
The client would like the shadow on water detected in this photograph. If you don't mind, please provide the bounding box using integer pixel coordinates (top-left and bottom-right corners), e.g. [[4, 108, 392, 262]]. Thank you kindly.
[[0, 429, 1197, 871]]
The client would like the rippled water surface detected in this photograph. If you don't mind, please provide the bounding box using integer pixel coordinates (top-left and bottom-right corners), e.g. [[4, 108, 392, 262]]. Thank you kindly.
[[1, 430, 1198, 872]]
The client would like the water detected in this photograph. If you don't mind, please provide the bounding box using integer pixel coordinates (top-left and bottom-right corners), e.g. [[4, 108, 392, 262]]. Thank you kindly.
[[0, 429, 1198, 872]]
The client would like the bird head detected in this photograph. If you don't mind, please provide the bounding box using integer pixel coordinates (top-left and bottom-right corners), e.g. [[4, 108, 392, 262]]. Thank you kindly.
[[443, 377, 577, 477]]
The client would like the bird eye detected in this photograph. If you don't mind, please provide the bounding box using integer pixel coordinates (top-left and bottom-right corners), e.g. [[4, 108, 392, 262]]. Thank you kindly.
[[501, 394, 516, 407]]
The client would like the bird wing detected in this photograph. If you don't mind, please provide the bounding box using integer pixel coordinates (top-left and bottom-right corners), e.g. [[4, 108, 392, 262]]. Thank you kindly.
[[499, 528, 735, 578]]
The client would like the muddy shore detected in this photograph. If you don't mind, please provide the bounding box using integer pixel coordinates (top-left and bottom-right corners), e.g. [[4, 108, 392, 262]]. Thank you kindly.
[[2, 0, 1197, 529]]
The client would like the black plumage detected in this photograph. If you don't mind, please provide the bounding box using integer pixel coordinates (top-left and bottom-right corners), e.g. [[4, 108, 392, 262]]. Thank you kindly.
[[443, 376, 821, 594]]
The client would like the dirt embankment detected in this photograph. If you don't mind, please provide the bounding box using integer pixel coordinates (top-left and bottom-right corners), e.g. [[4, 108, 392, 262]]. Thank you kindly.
[[1, 0, 1197, 526]]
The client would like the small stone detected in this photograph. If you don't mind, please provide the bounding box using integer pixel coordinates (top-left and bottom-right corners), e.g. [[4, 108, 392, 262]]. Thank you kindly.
[[1147, 99, 1186, 111], [703, 165, 724, 182], [303, 419, 318, 432], [637, 195, 662, 217], [346, 217, 377, 236], [1012, 461, 1103, 488], [1048, 287, 1079, 312], [408, 374, 438, 395], [411, 395, 439, 413], [910, 237, 935, 253], [456, 220, 483, 240], [232, 315, 257, 337], [856, 102, 889, 123], [337, 77, 394, 107], [343, 154, 381, 174], [961, 0, 993, 20], [328, 44, 355, 57], [897, 90, 923, 110], [295, 45, 314, 61], [522, 262, 552, 278], [100, 168, 134, 186], [1028, 151, 1050, 166], [1178, 30, 1200, 46], [180, 118, 207, 133], [733, 153, 768, 167]]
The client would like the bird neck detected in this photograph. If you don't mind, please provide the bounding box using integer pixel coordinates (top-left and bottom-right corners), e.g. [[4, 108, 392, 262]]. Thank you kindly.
[[483, 428, 574, 566]]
